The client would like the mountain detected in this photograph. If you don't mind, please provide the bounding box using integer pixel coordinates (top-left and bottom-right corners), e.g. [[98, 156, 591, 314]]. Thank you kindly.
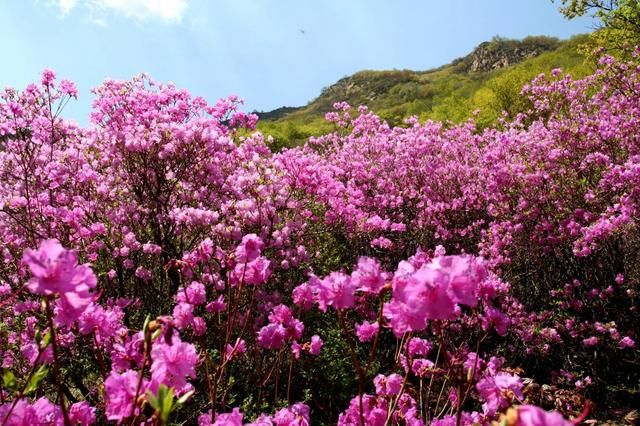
[[256, 34, 593, 150]]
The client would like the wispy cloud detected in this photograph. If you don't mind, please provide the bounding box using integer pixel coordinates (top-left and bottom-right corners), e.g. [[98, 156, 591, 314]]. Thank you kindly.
[[47, 0, 189, 23]]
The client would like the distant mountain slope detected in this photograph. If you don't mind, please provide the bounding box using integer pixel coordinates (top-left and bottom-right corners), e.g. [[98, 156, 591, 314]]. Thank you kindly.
[[257, 34, 593, 150]]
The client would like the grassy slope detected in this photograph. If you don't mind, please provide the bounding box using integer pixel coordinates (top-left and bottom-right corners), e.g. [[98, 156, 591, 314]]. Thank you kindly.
[[257, 34, 593, 150]]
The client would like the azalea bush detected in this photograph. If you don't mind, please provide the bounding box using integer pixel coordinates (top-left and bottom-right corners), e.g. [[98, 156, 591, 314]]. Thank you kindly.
[[0, 51, 639, 425]]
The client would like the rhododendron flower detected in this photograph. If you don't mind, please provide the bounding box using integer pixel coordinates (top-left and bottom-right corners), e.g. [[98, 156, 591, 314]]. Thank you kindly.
[[308, 335, 323, 355], [150, 337, 198, 392], [273, 402, 310, 426], [257, 323, 287, 349], [172, 302, 194, 329], [385, 254, 486, 335], [225, 338, 247, 360], [292, 283, 314, 310], [291, 341, 302, 359], [235, 234, 264, 263], [619, 336, 636, 349], [0, 398, 62, 425], [355, 321, 379, 342], [384, 273, 435, 335], [104, 370, 148, 421], [476, 372, 524, 416], [192, 316, 207, 336], [483, 307, 511, 336], [407, 337, 432, 358], [22, 239, 97, 325], [214, 408, 243, 426], [338, 394, 388, 426], [78, 302, 124, 341], [231, 256, 271, 286], [246, 414, 275, 426], [69, 401, 96, 425], [374, 373, 403, 396], [177, 281, 207, 304], [463, 352, 485, 380], [351, 256, 387, 294], [516, 405, 572, 426], [314, 272, 358, 311], [411, 358, 435, 377], [206, 295, 226, 313]]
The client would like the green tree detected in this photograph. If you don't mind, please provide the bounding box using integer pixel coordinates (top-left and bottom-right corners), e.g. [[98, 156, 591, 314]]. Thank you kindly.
[[554, 0, 640, 52]]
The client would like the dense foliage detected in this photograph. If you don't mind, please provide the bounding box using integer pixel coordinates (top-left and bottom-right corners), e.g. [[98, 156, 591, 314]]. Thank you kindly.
[[555, 0, 640, 51], [0, 49, 639, 425]]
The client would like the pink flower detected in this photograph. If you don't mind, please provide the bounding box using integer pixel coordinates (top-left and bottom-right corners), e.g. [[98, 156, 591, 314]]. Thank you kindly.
[[411, 358, 435, 378], [104, 370, 148, 421], [314, 272, 357, 311], [23, 240, 96, 296], [23, 240, 97, 325], [273, 402, 310, 426], [150, 337, 199, 392], [206, 295, 226, 313], [385, 255, 485, 335], [232, 257, 271, 286], [172, 303, 194, 329], [483, 307, 511, 336], [225, 338, 247, 360], [351, 257, 387, 294], [308, 335, 323, 355], [373, 373, 403, 396], [619, 336, 636, 349], [291, 341, 302, 359], [407, 337, 432, 358], [250, 257, 273, 285], [0, 398, 62, 425], [292, 283, 314, 310], [355, 321, 379, 342], [78, 302, 123, 340], [235, 234, 264, 263], [384, 274, 433, 335], [41, 69, 56, 86], [476, 372, 524, 416], [516, 405, 572, 426], [257, 323, 287, 349], [338, 394, 388, 426], [177, 281, 207, 305], [214, 408, 243, 426], [192, 317, 207, 336], [69, 401, 96, 425]]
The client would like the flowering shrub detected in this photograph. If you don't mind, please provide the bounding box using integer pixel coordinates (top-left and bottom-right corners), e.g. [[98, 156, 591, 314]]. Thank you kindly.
[[0, 52, 639, 424]]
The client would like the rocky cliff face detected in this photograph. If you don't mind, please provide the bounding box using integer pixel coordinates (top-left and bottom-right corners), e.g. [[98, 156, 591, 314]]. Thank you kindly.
[[453, 36, 560, 73], [468, 42, 541, 71]]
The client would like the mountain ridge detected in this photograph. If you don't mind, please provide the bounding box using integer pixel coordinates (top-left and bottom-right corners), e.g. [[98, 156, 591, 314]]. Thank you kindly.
[[256, 34, 592, 149]]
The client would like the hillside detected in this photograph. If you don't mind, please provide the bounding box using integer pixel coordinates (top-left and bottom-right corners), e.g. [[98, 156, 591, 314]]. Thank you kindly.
[[257, 34, 594, 150]]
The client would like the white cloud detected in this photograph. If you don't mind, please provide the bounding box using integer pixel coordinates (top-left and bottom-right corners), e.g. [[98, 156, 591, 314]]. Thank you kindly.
[[55, 0, 80, 16], [49, 0, 188, 23]]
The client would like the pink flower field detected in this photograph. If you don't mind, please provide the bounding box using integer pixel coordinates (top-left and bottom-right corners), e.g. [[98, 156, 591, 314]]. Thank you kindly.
[[0, 50, 639, 425]]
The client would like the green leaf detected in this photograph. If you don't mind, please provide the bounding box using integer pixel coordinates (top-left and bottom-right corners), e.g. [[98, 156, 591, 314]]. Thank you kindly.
[[142, 315, 151, 334], [2, 370, 17, 391], [146, 390, 160, 411], [160, 386, 175, 422], [24, 365, 48, 395], [41, 332, 52, 348]]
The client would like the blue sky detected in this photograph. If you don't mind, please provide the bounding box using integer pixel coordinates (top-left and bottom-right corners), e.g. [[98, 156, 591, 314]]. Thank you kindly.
[[0, 1, 596, 123]]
